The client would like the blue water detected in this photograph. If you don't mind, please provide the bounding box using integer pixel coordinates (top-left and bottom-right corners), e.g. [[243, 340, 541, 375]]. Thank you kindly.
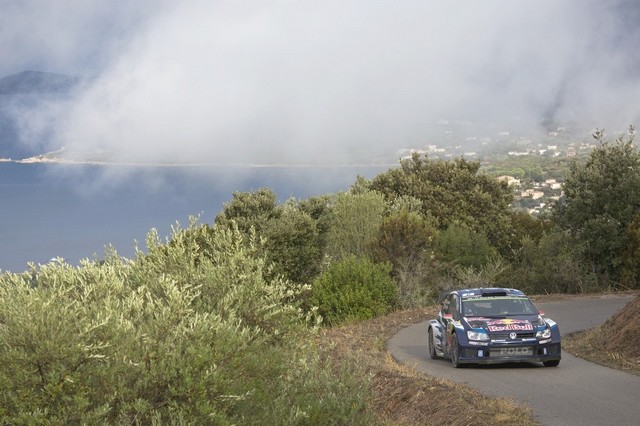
[[0, 162, 390, 272]]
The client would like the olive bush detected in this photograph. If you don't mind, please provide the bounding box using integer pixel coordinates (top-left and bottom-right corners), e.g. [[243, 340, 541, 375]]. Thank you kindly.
[[324, 190, 386, 261], [0, 224, 371, 424], [310, 256, 396, 326]]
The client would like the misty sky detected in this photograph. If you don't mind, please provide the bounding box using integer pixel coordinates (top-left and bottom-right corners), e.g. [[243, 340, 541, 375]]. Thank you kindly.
[[3, 0, 640, 165]]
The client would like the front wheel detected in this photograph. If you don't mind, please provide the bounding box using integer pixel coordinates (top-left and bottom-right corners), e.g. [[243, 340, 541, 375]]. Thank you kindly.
[[543, 360, 560, 367], [451, 334, 462, 368], [428, 328, 438, 359]]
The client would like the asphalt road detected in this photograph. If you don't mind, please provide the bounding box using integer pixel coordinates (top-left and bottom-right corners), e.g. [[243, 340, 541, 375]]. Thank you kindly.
[[387, 294, 640, 426]]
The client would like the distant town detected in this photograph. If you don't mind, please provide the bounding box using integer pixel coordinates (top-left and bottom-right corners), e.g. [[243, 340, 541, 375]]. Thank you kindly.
[[392, 121, 623, 216]]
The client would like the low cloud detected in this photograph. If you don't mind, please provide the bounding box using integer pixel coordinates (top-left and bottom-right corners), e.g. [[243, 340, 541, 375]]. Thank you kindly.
[[4, 1, 640, 166]]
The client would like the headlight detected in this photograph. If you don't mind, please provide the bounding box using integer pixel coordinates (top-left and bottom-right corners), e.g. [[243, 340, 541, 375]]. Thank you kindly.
[[536, 327, 552, 339], [467, 330, 489, 341]]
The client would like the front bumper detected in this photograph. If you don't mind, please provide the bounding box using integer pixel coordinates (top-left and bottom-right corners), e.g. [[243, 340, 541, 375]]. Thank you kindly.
[[457, 341, 561, 365]]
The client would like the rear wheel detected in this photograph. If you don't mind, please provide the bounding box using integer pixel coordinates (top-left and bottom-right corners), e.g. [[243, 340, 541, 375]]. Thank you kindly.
[[543, 360, 560, 367], [451, 334, 462, 368], [428, 328, 438, 359]]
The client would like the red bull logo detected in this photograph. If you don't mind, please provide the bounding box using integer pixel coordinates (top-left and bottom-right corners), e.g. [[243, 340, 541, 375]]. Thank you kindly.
[[486, 319, 533, 332]]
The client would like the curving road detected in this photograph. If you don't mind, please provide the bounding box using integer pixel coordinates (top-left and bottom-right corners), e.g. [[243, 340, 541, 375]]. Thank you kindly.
[[388, 294, 640, 426]]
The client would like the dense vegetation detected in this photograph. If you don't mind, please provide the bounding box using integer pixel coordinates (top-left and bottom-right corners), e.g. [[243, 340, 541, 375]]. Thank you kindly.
[[1, 128, 639, 422], [555, 128, 640, 287], [0, 226, 370, 423]]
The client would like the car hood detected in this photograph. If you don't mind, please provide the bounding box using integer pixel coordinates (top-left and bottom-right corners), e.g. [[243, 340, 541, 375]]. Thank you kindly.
[[464, 316, 538, 332]]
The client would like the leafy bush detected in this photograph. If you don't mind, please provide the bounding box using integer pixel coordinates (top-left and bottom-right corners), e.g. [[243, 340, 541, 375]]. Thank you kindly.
[[325, 190, 386, 261], [263, 202, 325, 284], [310, 256, 396, 326], [495, 232, 598, 294], [0, 224, 372, 424], [555, 127, 640, 286], [214, 190, 328, 285], [368, 210, 439, 308], [436, 222, 499, 269], [369, 153, 514, 254]]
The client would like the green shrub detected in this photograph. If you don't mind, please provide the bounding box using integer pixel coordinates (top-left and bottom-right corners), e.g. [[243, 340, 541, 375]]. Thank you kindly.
[[311, 256, 396, 326], [0, 224, 372, 424], [436, 221, 499, 269], [368, 210, 439, 309], [325, 190, 386, 261], [494, 233, 597, 294]]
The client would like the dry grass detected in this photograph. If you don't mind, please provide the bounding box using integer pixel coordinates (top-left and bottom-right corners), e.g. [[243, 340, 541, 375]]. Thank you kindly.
[[563, 294, 640, 376], [318, 308, 538, 426]]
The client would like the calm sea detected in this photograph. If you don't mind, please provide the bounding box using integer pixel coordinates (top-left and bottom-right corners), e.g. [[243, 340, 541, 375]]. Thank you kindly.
[[0, 162, 390, 273]]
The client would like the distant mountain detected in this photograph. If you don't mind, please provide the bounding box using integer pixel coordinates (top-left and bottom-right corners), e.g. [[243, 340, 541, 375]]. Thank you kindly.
[[0, 70, 79, 95], [0, 71, 80, 159]]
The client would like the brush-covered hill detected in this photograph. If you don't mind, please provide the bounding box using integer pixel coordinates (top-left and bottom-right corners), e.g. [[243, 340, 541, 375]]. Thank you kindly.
[[564, 293, 640, 374], [0, 70, 79, 159], [0, 70, 79, 94], [605, 294, 640, 358]]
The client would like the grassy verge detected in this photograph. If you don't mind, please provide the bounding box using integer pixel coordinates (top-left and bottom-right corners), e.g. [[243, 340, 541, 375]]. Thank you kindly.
[[318, 308, 538, 425]]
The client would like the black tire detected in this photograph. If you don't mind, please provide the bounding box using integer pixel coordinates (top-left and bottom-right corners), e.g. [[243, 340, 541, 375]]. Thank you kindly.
[[428, 328, 438, 359], [543, 359, 560, 367], [451, 334, 462, 368]]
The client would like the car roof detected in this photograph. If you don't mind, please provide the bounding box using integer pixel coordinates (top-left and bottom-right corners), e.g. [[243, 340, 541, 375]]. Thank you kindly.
[[438, 287, 527, 303]]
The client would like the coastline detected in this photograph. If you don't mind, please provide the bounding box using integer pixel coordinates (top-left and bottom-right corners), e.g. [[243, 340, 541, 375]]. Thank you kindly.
[[0, 156, 398, 169]]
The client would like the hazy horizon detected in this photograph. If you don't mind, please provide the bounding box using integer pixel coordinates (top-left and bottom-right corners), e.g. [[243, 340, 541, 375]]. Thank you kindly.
[[3, 1, 640, 172]]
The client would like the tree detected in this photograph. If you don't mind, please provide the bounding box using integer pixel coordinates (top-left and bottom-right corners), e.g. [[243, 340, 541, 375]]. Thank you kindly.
[[436, 221, 499, 270], [263, 202, 324, 284], [324, 189, 386, 260], [555, 127, 640, 286], [368, 210, 436, 271], [214, 190, 327, 284], [369, 153, 514, 255], [495, 231, 596, 294], [368, 210, 439, 308], [507, 211, 553, 255], [214, 187, 279, 234], [297, 194, 334, 248]]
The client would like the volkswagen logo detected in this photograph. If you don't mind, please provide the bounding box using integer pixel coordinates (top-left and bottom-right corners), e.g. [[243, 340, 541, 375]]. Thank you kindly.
[[509, 332, 517, 340]]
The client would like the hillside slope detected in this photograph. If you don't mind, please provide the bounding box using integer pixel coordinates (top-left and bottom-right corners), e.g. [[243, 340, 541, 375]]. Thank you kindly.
[[564, 293, 640, 374], [0, 70, 79, 159], [0, 70, 78, 94], [603, 294, 640, 358]]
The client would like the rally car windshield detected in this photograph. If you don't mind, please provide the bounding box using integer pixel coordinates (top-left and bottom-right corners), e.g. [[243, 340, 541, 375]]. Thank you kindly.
[[462, 297, 538, 317]]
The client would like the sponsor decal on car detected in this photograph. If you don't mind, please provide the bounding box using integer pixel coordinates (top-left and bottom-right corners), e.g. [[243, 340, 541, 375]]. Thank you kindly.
[[486, 319, 534, 332], [491, 347, 533, 356]]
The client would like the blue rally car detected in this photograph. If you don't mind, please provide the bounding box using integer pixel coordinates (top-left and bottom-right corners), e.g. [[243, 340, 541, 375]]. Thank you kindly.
[[427, 288, 561, 368]]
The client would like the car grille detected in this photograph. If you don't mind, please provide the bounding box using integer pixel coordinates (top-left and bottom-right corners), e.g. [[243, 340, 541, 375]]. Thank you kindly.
[[490, 332, 535, 340]]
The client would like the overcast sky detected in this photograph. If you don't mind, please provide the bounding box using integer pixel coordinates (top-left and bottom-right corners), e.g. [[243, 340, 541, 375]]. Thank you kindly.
[[2, 0, 640, 165]]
